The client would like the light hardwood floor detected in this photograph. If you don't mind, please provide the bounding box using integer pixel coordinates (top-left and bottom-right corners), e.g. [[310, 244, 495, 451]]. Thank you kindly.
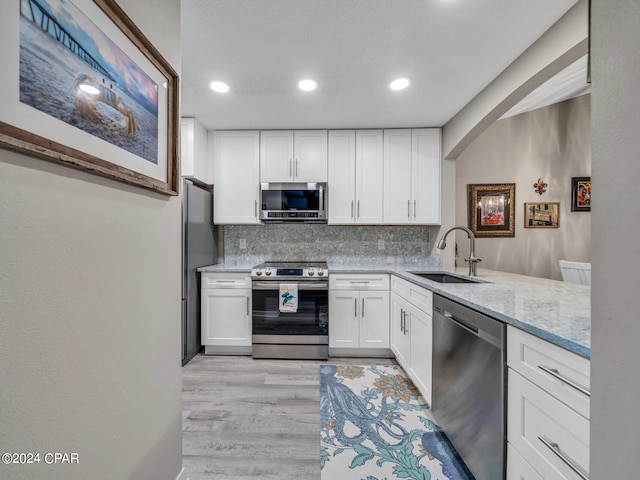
[[182, 354, 396, 480]]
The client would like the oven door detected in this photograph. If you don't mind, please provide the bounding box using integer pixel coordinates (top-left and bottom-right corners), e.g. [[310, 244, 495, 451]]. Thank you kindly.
[[252, 280, 328, 343]]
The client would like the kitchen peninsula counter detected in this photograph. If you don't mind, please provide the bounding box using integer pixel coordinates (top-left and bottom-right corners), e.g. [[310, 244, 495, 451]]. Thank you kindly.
[[199, 263, 590, 358]]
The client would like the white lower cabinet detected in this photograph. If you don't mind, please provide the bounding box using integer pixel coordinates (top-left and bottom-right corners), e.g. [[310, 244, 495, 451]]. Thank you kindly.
[[507, 443, 544, 480], [390, 276, 433, 405], [507, 326, 591, 480], [329, 274, 390, 352], [201, 273, 252, 353]]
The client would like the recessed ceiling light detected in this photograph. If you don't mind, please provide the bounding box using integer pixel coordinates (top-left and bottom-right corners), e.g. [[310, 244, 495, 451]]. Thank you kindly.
[[390, 78, 410, 91], [209, 81, 229, 93], [298, 79, 317, 91]]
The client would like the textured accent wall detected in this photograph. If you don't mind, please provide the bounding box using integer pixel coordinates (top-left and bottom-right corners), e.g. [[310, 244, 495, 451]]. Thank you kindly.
[[224, 224, 440, 268]]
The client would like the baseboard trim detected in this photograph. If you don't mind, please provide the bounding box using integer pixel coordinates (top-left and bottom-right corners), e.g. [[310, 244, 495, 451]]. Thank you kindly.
[[175, 467, 188, 480], [329, 347, 394, 358]]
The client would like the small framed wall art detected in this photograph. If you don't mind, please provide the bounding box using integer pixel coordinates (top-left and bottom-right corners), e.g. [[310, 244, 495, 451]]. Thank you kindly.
[[571, 177, 591, 212], [524, 202, 560, 228], [467, 183, 516, 237]]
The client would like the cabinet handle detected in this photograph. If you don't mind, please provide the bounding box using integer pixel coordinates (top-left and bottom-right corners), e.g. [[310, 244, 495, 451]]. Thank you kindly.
[[351, 200, 354, 219], [289, 159, 292, 177], [400, 309, 404, 332], [407, 200, 411, 218], [354, 298, 358, 318], [357, 200, 360, 218], [538, 365, 591, 397], [413, 200, 417, 218], [538, 435, 589, 480], [254, 200, 258, 217], [246, 296, 250, 316], [295, 159, 298, 178], [362, 298, 365, 318]]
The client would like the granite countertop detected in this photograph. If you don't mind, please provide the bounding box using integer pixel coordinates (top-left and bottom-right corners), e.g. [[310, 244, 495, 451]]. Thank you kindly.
[[199, 262, 591, 359]]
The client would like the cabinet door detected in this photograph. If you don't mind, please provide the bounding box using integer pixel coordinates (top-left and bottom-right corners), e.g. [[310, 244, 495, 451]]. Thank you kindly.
[[294, 130, 327, 182], [412, 128, 441, 224], [201, 289, 251, 346], [507, 443, 544, 480], [383, 129, 413, 224], [355, 130, 384, 223], [407, 305, 432, 405], [328, 130, 356, 224], [213, 131, 260, 224], [260, 130, 294, 182], [359, 291, 390, 348], [390, 293, 409, 369], [181, 117, 210, 182], [329, 290, 359, 348]]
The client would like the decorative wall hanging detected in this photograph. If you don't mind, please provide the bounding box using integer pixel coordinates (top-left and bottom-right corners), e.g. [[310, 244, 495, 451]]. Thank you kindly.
[[533, 178, 548, 195], [524, 202, 560, 228], [467, 183, 516, 237], [571, 177, 591, 211], [0, 0, 179, 195]]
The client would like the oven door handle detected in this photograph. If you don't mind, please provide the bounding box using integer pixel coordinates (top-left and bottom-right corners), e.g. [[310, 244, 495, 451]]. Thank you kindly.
[[252, 281, 329, 290]]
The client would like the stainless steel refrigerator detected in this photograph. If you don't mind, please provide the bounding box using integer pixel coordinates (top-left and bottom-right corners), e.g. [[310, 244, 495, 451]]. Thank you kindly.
[[182, 179, 217, 366]]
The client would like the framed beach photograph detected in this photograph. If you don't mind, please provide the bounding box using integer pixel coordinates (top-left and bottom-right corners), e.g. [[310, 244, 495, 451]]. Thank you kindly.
[[571, 177, 591, 212], [524, 202, 560, 228], [0, 0, 179, 195], [467, 183, 516, 237]]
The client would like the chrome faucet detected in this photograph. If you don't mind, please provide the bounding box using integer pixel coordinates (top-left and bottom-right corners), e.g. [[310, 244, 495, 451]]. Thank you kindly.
[[436, 225, 482, 276]]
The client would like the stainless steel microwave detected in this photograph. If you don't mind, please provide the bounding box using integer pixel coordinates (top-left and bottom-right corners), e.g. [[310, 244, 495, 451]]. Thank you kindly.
[[260, 182, 327, 222]]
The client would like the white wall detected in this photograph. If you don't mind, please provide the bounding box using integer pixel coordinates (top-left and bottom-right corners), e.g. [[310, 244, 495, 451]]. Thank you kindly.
[[0, 1, 183, 479], [454, 94, 591, 280], [590, 0, 640, 477]]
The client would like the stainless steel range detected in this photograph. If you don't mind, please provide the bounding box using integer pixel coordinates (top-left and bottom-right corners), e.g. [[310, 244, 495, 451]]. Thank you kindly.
[[251, 261, 329, 360]]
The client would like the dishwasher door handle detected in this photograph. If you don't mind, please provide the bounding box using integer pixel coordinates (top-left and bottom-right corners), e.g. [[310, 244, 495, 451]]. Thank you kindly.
[[443, 311, 479, 336]]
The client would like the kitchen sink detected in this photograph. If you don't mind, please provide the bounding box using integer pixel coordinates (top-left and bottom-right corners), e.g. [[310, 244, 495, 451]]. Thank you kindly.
[[408, 272, 481, 284]]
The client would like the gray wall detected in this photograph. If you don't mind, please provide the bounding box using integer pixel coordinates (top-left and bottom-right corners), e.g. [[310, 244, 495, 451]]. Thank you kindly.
[[454, 94, 591, 280], [590, 0, 640, 477], [0, 1, 183, 479], [224, 224, 440, 269]]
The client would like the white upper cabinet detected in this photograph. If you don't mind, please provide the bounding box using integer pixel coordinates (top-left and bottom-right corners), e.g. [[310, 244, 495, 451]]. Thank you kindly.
[[383, 128, 441, 225], [260, 130, 327, 183], [328, 130, 356, 223], [212, 130, 261, 225], [180, 117, 210, 183], [328, 130, 383, 224], [294, 130, 328, 181]]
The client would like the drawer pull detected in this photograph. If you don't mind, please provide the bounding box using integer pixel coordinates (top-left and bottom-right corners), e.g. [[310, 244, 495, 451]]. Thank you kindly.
[[538, 365, 591, 397], [538, 435, 589, 480]]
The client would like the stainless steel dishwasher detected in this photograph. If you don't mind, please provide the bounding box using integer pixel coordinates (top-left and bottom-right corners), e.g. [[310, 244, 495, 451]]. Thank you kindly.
[[432, 294, 506, 480]]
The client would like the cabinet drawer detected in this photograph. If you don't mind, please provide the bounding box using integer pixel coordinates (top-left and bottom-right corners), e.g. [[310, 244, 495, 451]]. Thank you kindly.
[[508, 370, 589, 480], [201, 272, 252, 289], [330, 273, 389, 290], [507, 443, 543, 480], [390, 275, 410, 296], [390, 275, 433, 313], [507, 326, 590, 419]]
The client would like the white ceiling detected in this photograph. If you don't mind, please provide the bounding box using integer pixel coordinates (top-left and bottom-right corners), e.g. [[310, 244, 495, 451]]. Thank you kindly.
[[180, 0, 580, 131]]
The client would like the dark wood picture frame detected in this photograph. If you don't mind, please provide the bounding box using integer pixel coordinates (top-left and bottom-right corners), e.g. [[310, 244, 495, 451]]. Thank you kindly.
[[0, 0, 179, 196], [571, 177, 591, 212], [467, 183, 516, 237], [524, 202, 560, 228]]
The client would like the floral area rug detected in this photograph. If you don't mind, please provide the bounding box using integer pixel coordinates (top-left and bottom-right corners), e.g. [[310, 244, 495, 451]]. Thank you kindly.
[[320, 364, 475, 480]]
